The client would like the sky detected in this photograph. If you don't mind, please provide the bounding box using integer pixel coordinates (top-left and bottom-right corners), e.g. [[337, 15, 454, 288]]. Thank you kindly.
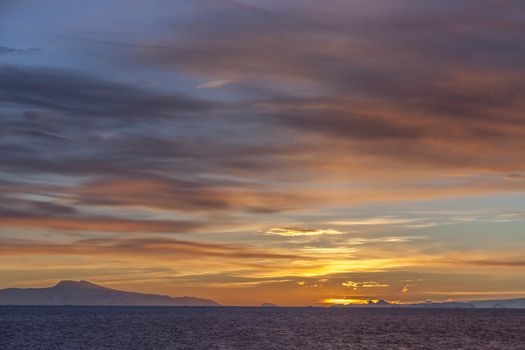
[[1, 0, 524, 306]]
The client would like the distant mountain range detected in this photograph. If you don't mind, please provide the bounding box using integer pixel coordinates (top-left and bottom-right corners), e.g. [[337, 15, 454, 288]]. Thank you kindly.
[[2, 281, 525, 308], [0, 280, 220, 306], [332, 298, 525, 309]]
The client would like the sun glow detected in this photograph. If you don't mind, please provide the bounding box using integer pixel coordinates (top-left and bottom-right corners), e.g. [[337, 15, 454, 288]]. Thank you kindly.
[[324, 298, 378, 305]]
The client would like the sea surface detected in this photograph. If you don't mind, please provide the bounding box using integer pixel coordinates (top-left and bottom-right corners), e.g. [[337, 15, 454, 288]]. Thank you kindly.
[[1, 306, 525, 349]]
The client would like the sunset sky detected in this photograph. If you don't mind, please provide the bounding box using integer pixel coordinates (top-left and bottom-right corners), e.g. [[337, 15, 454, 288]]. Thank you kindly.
[[1, 0, 524, 306]]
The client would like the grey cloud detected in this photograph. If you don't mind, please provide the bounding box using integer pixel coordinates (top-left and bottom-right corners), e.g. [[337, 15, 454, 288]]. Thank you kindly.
[[0, 47, 41, 56], [0, 65, 215, 122], [2, 0, 525, 225], [130, 0, 525, 153], [0, 196, 77, 218]]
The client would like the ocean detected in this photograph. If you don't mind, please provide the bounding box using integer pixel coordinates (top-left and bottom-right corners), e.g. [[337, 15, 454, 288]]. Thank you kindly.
[[1, 306, 525, 349]]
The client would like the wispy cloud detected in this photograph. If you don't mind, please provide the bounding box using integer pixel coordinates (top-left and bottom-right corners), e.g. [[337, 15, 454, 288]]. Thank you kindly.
[[342, 281, 389, 290], [327, 217, 418, 226], [196, 79, 235, 89], [0, 237, 303, 261], [0, 47, 41, 55], [266, 227, 344, 236]]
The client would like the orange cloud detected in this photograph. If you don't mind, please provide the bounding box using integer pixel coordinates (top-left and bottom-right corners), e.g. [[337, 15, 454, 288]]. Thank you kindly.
[[0, 216, 201, 233], [266, 227, 343, 236], [0, 237, 303, 261]]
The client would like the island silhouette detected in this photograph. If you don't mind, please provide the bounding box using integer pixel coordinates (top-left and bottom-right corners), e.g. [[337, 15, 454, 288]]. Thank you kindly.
[[0, 280, 220, 306]]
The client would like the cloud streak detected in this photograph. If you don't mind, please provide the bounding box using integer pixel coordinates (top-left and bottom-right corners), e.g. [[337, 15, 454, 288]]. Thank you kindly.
[[0, 47, 41, 55], [265, 227, 344, 237]]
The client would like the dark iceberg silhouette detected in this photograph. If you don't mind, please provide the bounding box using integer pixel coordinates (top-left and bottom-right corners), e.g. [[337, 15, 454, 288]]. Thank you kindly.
[[260, 302, 279, 307], [471, 298, 525, 309]]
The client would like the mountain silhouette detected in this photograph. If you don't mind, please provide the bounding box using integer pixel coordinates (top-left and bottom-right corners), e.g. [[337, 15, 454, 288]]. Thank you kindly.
[[331, 298, 525, 308], [0, 280, 220, 306]]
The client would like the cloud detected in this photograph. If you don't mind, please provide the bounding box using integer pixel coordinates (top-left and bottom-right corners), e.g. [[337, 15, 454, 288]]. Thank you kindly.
[[0, 65, 215, 122], [0, 195, 77, 216], [0, 47, 41, 56], [266, 227, 344, 236], [341, 281, 359, 289], [128, 0, 525, 176], [0, 194, 204, 234], [328, 217, 417, 226], [0, 237, 303, 261], [70, 174, 306, 214], [457, 259, 525, 268], [342, 281, 389, 290], [196, 79, 235, 89], [0, 213, 202, 234], [423, 290, 525, 296]]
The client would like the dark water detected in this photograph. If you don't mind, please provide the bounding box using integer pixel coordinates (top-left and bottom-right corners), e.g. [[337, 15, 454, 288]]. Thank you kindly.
[[1, 306, 525, 350]]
